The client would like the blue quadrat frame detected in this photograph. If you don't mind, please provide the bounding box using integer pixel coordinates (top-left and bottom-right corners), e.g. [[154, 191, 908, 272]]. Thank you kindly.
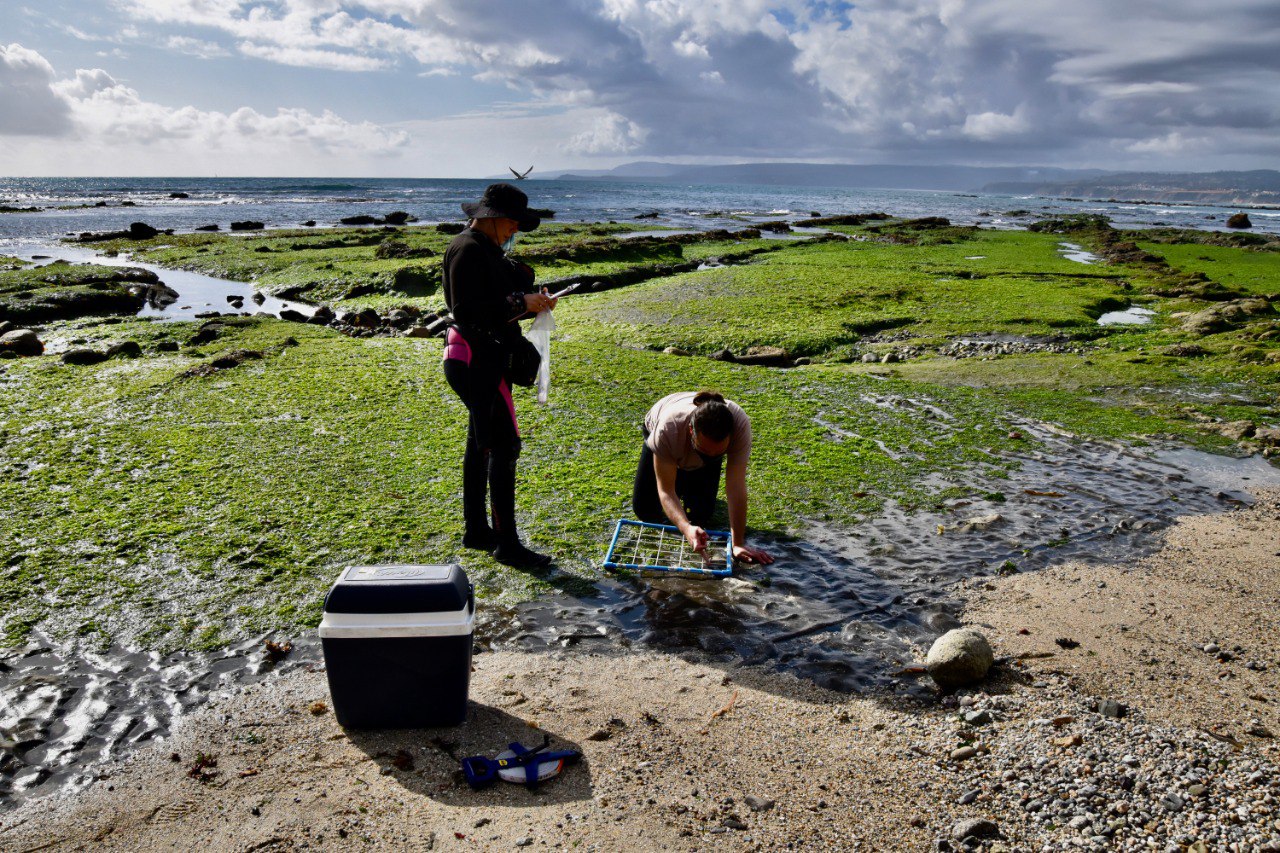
[[602, 519, 734, 578]]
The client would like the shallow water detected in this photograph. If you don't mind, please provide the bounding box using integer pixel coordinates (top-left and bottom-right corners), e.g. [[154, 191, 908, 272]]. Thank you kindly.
[[490, 425, 1280, 697], [1058, 241, 1102, 264], [4, 239, 314, 321], [1098, 306, 1156, 326], [2, 427, 1279, 811]]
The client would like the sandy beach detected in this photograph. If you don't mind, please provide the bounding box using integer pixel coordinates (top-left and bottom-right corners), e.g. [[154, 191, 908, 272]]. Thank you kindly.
[[2, 491, 1277, 852]]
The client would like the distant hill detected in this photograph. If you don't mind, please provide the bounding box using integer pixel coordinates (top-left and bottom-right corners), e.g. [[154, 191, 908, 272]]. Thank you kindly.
[[549, 162, 1106, 192], [982, 170, 1280, 205], [533, 162, 1280, 204]]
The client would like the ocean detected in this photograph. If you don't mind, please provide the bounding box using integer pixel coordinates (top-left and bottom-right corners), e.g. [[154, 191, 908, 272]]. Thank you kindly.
[[3, 176, 1279, 249]]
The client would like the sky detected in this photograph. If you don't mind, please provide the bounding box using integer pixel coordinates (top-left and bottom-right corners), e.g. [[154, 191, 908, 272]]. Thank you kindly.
[[1, 0, 1278, 177]]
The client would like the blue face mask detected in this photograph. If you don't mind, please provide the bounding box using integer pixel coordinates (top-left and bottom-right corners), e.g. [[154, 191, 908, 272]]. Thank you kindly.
[[501, 233, 517, 253]]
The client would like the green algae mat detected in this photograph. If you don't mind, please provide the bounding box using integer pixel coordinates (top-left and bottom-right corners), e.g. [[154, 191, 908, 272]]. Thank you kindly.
[[1, 219, 1276, 652]]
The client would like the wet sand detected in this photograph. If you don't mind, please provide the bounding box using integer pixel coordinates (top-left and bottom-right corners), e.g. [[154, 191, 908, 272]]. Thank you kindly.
[[2, 491, 1277, 851]]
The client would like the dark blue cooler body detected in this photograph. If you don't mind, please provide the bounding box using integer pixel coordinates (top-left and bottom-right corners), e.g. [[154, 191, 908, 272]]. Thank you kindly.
[[319, 564, 474, 729]]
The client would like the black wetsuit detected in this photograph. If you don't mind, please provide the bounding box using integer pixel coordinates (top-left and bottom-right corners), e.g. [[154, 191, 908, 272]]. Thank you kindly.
[[441, 228, 536, 545]]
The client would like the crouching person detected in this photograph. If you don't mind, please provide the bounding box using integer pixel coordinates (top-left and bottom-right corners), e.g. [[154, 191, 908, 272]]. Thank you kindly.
[[632, 390, 774, 565]]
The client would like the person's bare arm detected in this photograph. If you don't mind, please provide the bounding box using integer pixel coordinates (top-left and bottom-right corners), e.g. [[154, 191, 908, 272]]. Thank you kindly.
[[655, 455, 707, 554]]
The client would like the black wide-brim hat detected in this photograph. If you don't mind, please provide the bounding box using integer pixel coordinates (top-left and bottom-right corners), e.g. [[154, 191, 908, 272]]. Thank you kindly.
[[461, 182, 540, 231]]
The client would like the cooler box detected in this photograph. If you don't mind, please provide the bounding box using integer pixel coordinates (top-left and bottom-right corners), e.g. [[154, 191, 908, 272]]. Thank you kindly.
[[318, 563, 474, 729]]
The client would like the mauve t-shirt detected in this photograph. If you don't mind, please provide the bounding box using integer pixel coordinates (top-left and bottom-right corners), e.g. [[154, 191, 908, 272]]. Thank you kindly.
[[643, 392, 751, 471]]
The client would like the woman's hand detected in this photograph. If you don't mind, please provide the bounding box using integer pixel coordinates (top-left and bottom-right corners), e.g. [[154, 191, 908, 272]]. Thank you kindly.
[[733, 544, 774, 565], [682, 524, 709, 556], [523, 291, 557, 313]]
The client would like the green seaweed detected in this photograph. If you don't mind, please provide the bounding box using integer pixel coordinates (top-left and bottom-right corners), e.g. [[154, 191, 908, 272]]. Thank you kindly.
[[1, 219, 1276, 653]]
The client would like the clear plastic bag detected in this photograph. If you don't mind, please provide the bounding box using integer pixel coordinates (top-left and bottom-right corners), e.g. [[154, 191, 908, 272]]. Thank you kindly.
[[528, 309, 556, 404]]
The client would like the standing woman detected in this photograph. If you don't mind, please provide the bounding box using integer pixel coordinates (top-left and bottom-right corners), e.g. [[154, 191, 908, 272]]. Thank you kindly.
[[442, 183, 556, 568], [632, 390, 775, 565]]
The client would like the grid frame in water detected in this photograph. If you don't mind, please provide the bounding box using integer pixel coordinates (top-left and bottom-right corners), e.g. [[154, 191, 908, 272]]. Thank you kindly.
[[602, 519, 734, 577]]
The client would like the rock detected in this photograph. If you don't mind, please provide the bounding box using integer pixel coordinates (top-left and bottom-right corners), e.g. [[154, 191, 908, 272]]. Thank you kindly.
[[230, 221, 265, 231], [155, 340, 179, 352], [949, 746, 979, 762], [278, 309, 309, 323], [1181, 297, 1274, 336], [744, 795, 775, 812], [61, 348, 108, 366], [1097, 699, 1128, 718], [861, 352, 879, 363], [194, 224, 219, 231], [0, 329, 44, 357], [405, 326, 434, 338], [515, 837, 533, 847], [391, 266, 439, 296], [169, 192, 190, 199], [1226, 213, 1252, 229], [951, 818, 998, 840], [383, 211, 415, 225], [302, 220, 316, 227], [106, 341, 142, 359], [0, 321, 12, 335], [208, 349, 263, 369], [187, 327, 221, 347], [1216, 420, 1256, 441], [662, 346, 691, 357], [387, 309, 413, 328], [957, 789, 979, 805], [436, 222, 465, 235], [722, 817, 747, 831], [880, 352, 899, 364], [963, 710, 992, 726], [735, 345, 791, 367], [251, 292, 266, 304], [708, 348, 736, 362], [927, 629, 994, 690], [353, 308, 382, 329], [310, 305, 336, 325], [340, 215, 379, 226]]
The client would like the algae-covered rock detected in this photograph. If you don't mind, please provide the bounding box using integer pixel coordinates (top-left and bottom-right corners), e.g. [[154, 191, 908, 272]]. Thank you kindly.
[[1226, 213, 1252, 229], [62, 348, 108, 366], [926, 628, 994, 690], [1181, 297, 1273, 336], [390, 265, 440, 296], [0, 329, 44, 357]]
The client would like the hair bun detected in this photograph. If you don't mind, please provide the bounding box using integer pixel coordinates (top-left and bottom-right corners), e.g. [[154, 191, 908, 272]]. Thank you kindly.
[[692, 389, 725, 406]]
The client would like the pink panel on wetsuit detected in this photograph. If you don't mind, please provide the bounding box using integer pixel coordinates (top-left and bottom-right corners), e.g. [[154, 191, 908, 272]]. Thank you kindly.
[[443, 327, 519, 433], [443, 327, 472, 364]]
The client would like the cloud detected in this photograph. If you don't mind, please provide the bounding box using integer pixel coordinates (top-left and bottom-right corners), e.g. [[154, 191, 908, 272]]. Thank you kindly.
[[0, 42, 74, 135], [237, 42, 390, 71], [962, 107, 1030, 141], [0, 44, 408, 174], [567, 111, 648, 155], [97, 1, 1280, 169], [166, 36, 232, 59]]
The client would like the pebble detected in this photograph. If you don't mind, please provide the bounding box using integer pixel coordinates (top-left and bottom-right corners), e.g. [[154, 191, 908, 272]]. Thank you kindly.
[[958, 789, 980, 805], [744, 795, 775, 812], [951, 818, 999, 840], [950, 747, 979, 762], [515, 837, 533, 847], [964, 710, 992, 726]]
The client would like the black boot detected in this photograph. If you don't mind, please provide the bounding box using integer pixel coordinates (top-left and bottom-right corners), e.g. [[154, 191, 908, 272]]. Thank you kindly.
[[493, 539, 553, 568], [462, 444, 495, 550], [489, 447, 552, 568]]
